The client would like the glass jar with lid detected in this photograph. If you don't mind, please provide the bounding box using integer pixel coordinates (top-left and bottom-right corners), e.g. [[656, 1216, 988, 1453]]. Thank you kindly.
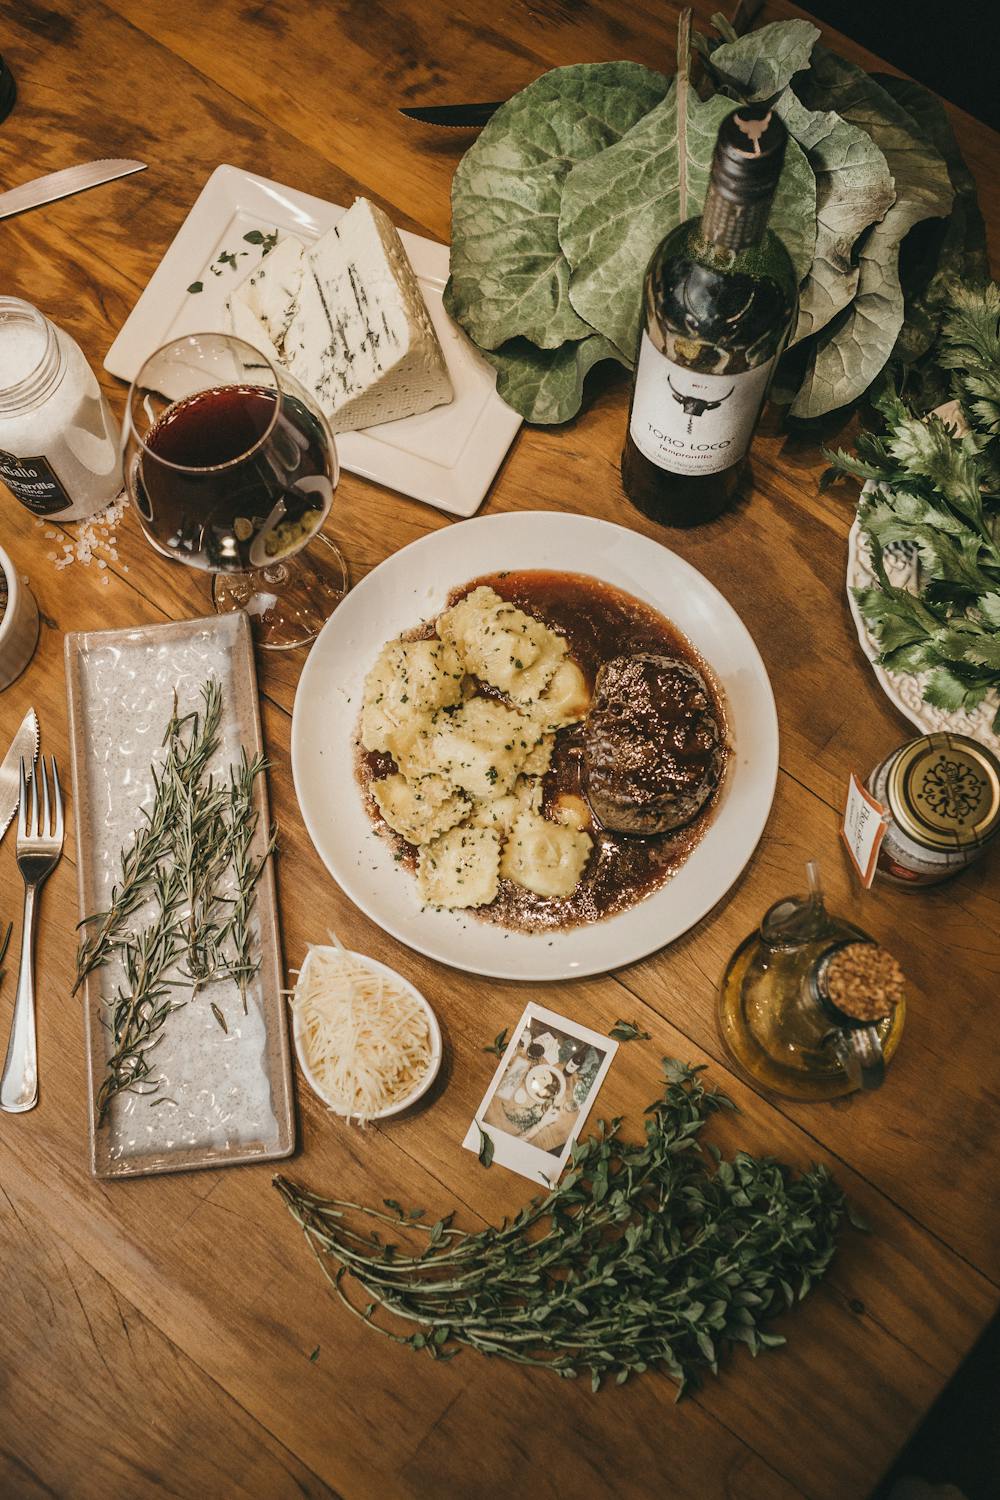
[[866, 731, 1000, 887], [0, 296, 122, 522]]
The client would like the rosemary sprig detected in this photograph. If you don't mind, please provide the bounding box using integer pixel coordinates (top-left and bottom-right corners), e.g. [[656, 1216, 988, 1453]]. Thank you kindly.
[[75, 683, 223, 993], [79, 679, 274, 1123], [276, 1060, 852, 1396]]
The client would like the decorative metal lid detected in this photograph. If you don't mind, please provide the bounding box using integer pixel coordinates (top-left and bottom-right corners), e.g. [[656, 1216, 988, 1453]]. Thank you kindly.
[[887, 732, 1000, 851]]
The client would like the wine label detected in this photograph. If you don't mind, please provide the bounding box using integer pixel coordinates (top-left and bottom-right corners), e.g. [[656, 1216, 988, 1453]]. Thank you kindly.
[[629, 333, 775, 477], [842, 772, 888, 888], [0, 447, 73, 515]]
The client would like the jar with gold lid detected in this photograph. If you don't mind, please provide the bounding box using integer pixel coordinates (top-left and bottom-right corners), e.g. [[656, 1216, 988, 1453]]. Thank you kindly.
[[866, 732, 1000, 888]]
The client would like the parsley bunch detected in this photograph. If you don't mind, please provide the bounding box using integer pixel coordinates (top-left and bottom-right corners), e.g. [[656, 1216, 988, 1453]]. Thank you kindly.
[[826, 283, 1000, 730]]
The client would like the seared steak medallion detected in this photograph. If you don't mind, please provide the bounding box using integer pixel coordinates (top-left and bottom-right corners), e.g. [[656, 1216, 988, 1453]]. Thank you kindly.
[[583, 654, 725, 835]]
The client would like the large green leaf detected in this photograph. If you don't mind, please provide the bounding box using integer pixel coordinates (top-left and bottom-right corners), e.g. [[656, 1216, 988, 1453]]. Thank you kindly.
[[775, 89, 894, 345], [708, 18, 820, 100], [444, 62, 669, 352], [558, 78, 816, 361], [482, 334, 627, 425], [788, 48, 953, 417], [558, 84, 731, 359], [872, 75, 989, 367]]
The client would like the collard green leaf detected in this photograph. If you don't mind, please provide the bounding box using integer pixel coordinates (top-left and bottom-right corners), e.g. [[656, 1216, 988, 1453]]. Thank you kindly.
[[872, 75, 989, 367], [709, 17, 820, 101], [774, 89, 894, 345], [788, 48, 953, 417], [444, 62, 669, 352], [558, 80, 732, 358], [559, 82, 817, 360], [482, 332, 626, 424]]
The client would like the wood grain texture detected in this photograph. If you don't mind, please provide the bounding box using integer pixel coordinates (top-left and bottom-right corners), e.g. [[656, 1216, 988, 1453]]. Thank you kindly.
[[0, 1, 998, 1497]]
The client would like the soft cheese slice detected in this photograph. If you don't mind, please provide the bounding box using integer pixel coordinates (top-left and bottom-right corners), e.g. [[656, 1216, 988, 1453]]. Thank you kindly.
[[282, 198, 453, 433], [228, 235, 307, 363]]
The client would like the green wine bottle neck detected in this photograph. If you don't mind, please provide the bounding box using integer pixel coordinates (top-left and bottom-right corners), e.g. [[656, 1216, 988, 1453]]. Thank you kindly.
[[699, 181, 772, 254]]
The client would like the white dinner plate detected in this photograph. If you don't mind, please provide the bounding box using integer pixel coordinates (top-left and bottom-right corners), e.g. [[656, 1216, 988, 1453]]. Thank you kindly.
[[291, 513, 778, 981], [104, 164, 522, 517]]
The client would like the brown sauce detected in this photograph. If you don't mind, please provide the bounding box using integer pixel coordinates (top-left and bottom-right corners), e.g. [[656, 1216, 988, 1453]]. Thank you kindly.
[[355, 570, 730, 933]]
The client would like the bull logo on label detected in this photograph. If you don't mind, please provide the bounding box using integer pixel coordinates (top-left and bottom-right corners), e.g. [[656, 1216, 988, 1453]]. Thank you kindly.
[[667, 375, 735, 435]]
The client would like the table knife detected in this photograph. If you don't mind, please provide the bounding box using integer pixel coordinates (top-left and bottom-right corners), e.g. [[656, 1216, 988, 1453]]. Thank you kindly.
[[0, 708, 38, 842], [0, 159, 147, 221], [399, 102, 504, 128]]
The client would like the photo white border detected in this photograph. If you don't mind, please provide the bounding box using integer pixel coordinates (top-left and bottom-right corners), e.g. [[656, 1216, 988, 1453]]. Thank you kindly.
[[462, 1003, 619, 1186]]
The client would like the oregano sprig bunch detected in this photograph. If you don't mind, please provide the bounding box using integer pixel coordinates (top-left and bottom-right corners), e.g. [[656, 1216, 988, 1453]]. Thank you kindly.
[[276, 1060, 852, 1396]]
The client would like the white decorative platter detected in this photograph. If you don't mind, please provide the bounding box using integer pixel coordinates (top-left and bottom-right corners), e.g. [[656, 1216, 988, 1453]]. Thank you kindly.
[[104, 164, 522, 518], [291, 512, 779, 981], [847, 496, 1000, 754]]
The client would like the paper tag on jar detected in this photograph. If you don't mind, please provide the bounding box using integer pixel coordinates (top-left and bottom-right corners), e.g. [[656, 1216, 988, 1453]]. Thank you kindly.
[[842, 772, 888, 888]]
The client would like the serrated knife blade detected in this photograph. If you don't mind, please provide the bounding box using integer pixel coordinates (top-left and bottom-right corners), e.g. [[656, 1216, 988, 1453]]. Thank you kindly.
[[0, 159, 146, 221], [0, 708, 38, 841]]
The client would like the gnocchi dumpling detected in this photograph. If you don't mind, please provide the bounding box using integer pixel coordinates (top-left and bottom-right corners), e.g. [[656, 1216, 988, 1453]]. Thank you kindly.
[[361, 638, 464, 752], [531, 661, 591, 731], [418, 826, 501, 908], [439, 586, 567, 702], [500, 810, 593, 899], [468, 776, 540, 836], [372, 773, 470, 846], [521, 733, 556, 777], [426, 698, 535, 798]]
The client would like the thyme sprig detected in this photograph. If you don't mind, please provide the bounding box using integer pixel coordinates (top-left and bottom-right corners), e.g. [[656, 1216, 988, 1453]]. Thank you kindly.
[[276, 1061, 851, 1396], [77, 680, 274, 1123]]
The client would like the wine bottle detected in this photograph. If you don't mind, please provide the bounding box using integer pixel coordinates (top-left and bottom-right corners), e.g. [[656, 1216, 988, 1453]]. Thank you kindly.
[[621, 103, 797, 527]]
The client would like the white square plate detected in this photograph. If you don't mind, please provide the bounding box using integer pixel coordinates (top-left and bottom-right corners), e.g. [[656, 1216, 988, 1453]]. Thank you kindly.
[[104, 164, 522, 517]]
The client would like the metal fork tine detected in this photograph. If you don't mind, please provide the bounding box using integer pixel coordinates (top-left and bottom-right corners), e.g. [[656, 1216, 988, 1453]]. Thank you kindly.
[[17, 758, 27, 839], [51, 758, 64, 843], [40, 757, 50, 838], [29, 756, 38, 839]]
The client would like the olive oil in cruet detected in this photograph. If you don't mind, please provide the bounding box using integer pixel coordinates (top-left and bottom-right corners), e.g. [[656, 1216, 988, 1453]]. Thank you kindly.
[[718, 862, 906, 1101]]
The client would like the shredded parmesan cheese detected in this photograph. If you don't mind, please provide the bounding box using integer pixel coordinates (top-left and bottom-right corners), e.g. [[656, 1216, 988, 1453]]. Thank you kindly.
[[291, 939, 433, 1124]]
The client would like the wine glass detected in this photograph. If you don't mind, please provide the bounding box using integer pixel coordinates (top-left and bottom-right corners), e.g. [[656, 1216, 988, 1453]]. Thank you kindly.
[[122, 332, 348, 649]]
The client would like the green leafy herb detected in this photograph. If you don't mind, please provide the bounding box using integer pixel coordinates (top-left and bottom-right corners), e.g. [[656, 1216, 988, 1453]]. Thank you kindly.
[[186, 280, 203, 294], [276, 1060, 851, 1396], [309, 1346, 320, 1363], [826, 297, 1000, 728], [483, 1028, 509, 1058], [243, 228, 279, 254], [476, 1123, 494, 1168], [608, 1019, 651, 1043]]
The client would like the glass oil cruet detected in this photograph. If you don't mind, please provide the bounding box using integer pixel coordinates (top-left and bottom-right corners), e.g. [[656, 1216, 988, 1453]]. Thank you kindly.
[[717, 862, 906, 1101]]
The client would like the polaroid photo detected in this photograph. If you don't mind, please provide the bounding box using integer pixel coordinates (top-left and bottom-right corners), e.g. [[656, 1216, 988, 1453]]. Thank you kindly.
[[462, 1002, 618, 1186]]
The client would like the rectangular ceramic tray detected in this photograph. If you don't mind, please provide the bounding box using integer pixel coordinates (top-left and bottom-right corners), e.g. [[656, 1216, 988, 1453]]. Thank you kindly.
[[104, 163, 522, 517], [65, 612, 295, 1179]]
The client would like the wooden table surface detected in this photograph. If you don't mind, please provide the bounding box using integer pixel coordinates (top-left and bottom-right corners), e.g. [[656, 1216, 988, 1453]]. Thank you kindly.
[[1, 3, 998, 1497]]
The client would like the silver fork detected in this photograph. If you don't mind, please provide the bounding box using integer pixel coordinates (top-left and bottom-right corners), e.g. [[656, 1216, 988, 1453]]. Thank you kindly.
[[1, 757, 64, 1113]]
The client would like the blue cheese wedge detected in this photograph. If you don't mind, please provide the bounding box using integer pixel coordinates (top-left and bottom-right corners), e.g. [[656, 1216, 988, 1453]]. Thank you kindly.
[[283, 198, 453, 433], [228, 235, 306, 366]]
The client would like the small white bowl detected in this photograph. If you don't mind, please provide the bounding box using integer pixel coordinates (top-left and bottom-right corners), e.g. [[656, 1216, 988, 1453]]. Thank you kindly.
[[0, 546, 39, 691], [290, 946, 442, 1121]]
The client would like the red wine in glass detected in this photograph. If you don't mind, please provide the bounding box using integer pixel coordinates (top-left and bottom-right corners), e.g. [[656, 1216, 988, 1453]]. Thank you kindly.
[[134, 384, 333, 572]]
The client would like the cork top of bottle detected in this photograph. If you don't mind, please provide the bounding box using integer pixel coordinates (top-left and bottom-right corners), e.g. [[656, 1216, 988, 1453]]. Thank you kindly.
[[821, 942, 906, 1024], [711, 104, 788, 204]]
